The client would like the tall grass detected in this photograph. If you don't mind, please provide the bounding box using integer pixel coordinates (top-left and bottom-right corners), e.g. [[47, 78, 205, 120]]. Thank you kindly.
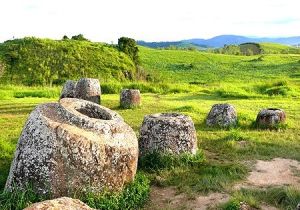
[[0, 173, 150, 210]]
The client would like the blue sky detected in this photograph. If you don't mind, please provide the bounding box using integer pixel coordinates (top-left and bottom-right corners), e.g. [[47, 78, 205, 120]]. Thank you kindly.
[[0, 0, 299, 43]]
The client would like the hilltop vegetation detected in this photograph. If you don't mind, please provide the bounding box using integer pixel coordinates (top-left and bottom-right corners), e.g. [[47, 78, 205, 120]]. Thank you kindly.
[[215, 42, 300, 55], [0, 37, 138, 86]]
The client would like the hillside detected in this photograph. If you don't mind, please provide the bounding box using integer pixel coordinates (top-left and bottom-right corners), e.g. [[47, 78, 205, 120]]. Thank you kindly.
[[139, 35, 300, 48], [216, 42, 300, 55], [0, 37, 136, 86], [139, 46, 300, 99], [260, 42, 300, 54], [139, 46, 300, 83], [137, 40, 207, 49]]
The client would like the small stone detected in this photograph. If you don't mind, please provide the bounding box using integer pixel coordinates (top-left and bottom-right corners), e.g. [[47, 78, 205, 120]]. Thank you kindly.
[[139, 113, 197, 156], [5, 98, 138, 197], [75, 78, 101, 104], [206, 104, 237, 128], [24, 197, 95, 210], [120, 89, 141, 108], [239, 201, 251, 210], [256, 108, 286, 128]]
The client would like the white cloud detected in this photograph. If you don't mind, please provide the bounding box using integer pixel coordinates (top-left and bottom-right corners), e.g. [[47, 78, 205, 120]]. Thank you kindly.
[[0, 0, 299, 42]]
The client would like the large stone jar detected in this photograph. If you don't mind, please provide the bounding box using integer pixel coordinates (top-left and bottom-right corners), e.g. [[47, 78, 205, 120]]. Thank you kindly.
[[206, 104, 237, 128], [120, 89, 141, 108], [139, 113, 197, 156], [60, 78, 101, 104], [5, 98, 138, 197], [256, 108, 286, 128]]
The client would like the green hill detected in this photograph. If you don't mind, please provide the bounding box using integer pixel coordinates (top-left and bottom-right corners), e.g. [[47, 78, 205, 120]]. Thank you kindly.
[[139, 46, 300, 97], [216, 42, 300, 55], [0, 37, 136, 86], [260, 42, 300, 54], [139, 46, 300, 83]]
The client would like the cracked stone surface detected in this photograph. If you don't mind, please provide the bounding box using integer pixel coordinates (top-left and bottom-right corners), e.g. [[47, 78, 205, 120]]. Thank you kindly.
[[60, 78, 101, 104], [139, 113, 197, 155], [24, 197, 95, 210], [120, 89, 141, 108], [5, 98, 138, 197], [206, 104, 237, 128]]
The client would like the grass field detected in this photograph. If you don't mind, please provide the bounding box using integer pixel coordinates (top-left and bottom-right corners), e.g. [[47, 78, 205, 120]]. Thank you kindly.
[[0, 47, 300, 209], [0, 89, 300, 209]]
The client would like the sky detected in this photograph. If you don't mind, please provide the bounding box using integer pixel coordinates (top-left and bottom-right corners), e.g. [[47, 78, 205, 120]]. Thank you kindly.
[[0, 0, 299, 43]]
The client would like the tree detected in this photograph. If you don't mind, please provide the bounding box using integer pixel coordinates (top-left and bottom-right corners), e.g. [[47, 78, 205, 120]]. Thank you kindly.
[[71, 34, 89, 41], [62, 35, 69, 40], [118, 37, 139, 66]]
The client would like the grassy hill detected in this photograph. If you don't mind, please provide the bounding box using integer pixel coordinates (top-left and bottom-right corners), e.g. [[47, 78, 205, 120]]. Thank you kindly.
[[260, 42, 300, 54], [137, 40, 207, 50], [0, 37, 136, 86], [139, 46, 300, 98], [216, 42, 300, 55]]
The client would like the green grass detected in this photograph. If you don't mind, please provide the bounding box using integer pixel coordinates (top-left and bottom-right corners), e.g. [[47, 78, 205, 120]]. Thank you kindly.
[[220, 187, 300, 209], [1, 47, 300, 208], [0, 89, 299, 208], [0, 173, 150, 210], [139, 46, 300, 97]]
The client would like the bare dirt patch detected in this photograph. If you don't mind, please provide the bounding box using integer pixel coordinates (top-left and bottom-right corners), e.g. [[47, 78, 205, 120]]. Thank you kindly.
[[236, 158, 300, 188], [143, 186, 229, 210]]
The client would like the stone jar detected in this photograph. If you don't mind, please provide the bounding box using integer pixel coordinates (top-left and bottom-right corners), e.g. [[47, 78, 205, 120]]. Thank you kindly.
[[120, 89, 141, 108], [5, 98, 138, 197], [74, 78, 101, 104], [256, 108, 286, 128], [206, 104, 237, 128], [60, 78, 101, 104], [60, 80, 77, 99], [139, 113, 197, 156], [24, 197, 95, 210]]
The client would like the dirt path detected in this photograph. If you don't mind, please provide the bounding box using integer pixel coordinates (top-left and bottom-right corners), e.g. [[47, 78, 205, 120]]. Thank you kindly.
[[144, 158, 300, 209], [236, 158, 300, 189], [144, 186, 229, 210]]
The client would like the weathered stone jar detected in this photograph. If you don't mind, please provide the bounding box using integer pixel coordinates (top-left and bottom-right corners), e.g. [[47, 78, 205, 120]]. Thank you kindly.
[[139, 113, 197, 156], [120, 89, 141, 108], [5, 98, 138, 197], [24, 197, 95, 210], [60, 80, 77, 99], [75, 78, 101, 104], [256, 108, 286, 128], [60, 78, 101, 104], [206, 104, 237, 128]]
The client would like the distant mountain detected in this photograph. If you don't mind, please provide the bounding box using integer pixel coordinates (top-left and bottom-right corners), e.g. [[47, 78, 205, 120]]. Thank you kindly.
[[137, 40, 208, 49], [139, 35, 300, 48]]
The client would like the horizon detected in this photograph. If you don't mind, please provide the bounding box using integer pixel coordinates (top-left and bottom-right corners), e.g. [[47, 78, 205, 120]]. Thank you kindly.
[[1, 0, 300, 43]]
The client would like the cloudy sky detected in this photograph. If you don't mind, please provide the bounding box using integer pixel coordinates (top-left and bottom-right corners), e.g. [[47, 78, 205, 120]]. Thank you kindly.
[[1, 0, 299, 43]]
